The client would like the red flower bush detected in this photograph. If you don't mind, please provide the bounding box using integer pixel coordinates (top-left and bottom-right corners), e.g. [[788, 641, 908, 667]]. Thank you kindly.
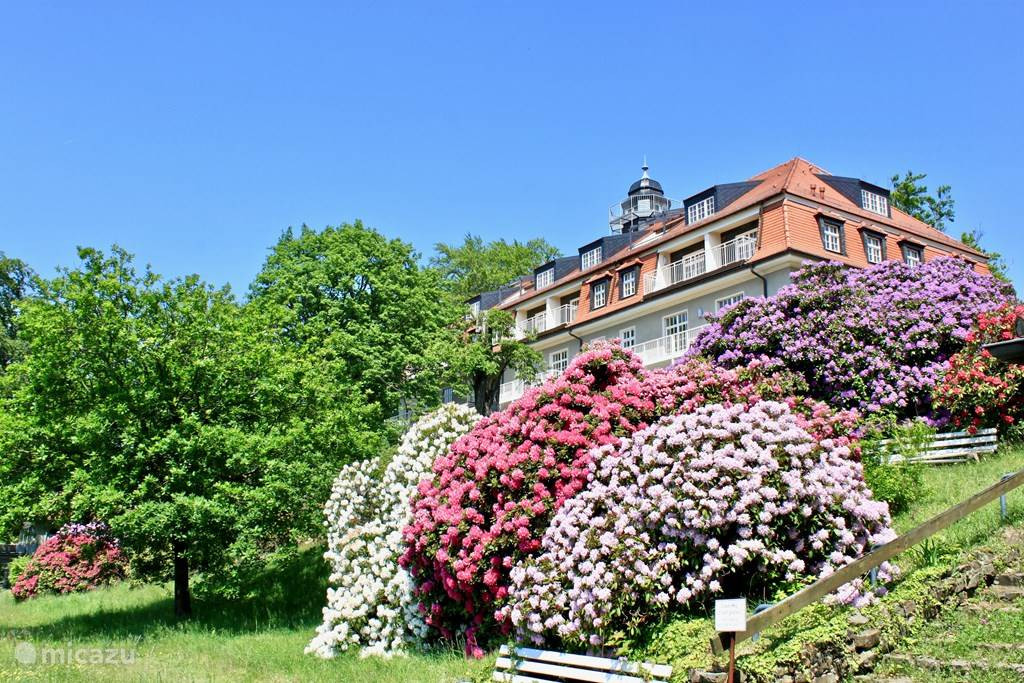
[[400, 342, 858, 653], [934, 304, 1024, 434], [11, 522, 126, 600]]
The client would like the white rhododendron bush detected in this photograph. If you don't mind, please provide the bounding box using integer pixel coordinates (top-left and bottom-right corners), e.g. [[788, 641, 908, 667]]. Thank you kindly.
[[504, 400, 898, 648], [306, 404, 480, 658]]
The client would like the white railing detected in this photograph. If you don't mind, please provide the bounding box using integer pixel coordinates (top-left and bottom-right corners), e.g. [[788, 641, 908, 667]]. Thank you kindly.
[[632, 324, 708, 367], [499, 369, 561, 404], [515, 302, 578, 337], [608, 194, 682, 233], [644, 234, 756, 294]]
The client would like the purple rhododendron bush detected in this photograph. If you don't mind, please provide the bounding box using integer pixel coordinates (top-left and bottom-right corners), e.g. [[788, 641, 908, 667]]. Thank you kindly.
[[688, 258, 1013, 419], [504, 401, 897, 648], [12, 522, 126, 600], [401, 342, 860, 653]]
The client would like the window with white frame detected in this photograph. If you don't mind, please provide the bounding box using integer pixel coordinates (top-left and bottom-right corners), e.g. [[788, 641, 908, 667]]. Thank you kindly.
[[664, 311, 688, 353], [715, 292, 745, 312], [619, 327, 635, 350], [902, 244, 923, 267], [470, 301, 480, 317], [861, 189, 889, 216], [821, 220, 843, 253], [581, 246, 603, 270], [590, 279, 609, 309], [535, 268, 554, 289], [864, 233, 884, 264], [687, 196, 715, 224], [620, 268, 637, 298], [549, 348, 569, 373]]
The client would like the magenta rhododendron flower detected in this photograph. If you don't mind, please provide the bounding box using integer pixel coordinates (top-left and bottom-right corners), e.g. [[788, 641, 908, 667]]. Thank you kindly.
[[11, 522, 125, 600]]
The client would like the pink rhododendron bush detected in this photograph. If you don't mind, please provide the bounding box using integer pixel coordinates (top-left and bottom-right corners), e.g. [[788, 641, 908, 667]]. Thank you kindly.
[[400, 343, 844, 652], [306, 404, 480, 658], [504, 401, 897, 648], [12, 522, 125, 600]]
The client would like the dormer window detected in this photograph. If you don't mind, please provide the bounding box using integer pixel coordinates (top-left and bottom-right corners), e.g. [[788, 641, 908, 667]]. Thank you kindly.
[[901, 243, 923, 267], [861, 189, 889, 216], [535, 268, 554, 289], [581, 246, 603, 270], [590, 279, 609, 310], [817, 217, 845, 254], [861, 231, 885, 264], [687, 196, 715, 224], [470, 301, 480, 317]]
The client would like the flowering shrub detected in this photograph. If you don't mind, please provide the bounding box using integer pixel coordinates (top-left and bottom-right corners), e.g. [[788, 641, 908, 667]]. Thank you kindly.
[[934, 304, 1024, 434], [11, 522, 125, 600], [688, 258, 1012, 419], [504, 401, 897, 648], [401, 344, 855, 653], [306, 404, 480, 658]]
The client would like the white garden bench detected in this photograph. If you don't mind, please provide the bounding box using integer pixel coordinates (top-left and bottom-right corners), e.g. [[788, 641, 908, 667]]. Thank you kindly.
[[882, 428, 998, 465], [493, 645, 672, 683]]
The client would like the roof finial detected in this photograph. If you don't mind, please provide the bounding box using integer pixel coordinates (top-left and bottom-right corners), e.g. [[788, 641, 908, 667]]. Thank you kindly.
[[641, 154, 649, 178]]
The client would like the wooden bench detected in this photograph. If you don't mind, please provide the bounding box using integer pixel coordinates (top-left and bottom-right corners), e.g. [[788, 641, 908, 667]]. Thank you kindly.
[[493, 645, 672, 683], [882, 428, 998, 465]]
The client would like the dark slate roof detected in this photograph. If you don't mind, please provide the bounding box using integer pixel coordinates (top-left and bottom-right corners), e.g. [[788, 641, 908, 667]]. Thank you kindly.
[[534, 256, 578, 282]]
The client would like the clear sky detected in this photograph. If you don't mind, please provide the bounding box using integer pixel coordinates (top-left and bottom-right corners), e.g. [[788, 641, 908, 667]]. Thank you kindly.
[[3, 1, 1023, 294]]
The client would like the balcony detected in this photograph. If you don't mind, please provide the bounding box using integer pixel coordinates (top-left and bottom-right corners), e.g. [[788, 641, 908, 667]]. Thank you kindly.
[[632, 324, 709, 367], [515, 302, 578, 337], [644, 234, 756, 295], [498, 369, 560, 404]]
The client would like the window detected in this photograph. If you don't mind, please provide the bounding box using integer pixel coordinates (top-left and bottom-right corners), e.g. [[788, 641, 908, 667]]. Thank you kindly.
[[902, 244, 923, 267], [863, 233, 884, 264], [620, 268, 637, 298], [590, 279, 609, 309], [687, 196, 715, 224], [535, 268, 554, 289], [581, 246, 603, 270], [715, 292, 745, 312], [469, 301, 480, 317], [549, 348, 569, 373], [861, 189, 889, 216], [664, 311, 688, 353], [819, 218, 844, 253], [441, 387, 455, 403], [619, 327, 635, 350]]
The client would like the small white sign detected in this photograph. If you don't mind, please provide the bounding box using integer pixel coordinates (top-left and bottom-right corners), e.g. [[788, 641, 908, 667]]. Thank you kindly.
[[714, 598, 747, 632]]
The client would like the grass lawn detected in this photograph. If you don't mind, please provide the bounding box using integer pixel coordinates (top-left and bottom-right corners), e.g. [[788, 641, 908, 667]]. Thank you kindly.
[[1, 447, 1023, 682]]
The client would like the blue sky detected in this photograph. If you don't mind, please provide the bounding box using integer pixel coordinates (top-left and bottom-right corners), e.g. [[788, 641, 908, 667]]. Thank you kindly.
[[3, 1, 1023, 294]]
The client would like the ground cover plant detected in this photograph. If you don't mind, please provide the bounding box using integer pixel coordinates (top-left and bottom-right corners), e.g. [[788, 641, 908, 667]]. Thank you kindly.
[[688, 258, 1013, 420], [504, 400, 896, 648], [307, 404, 481, 658], [12, 522, 125, 600]]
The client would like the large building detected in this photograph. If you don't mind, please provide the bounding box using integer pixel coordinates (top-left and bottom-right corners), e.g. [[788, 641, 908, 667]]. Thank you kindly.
[[467, 157, 990, 407]]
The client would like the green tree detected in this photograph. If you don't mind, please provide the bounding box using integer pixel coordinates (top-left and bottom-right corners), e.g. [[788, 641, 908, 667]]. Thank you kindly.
[[431, 234, 560, 301], [889, 170, 956, 231], [249, 221, 459, 419], [0, 252, 34, 369], [0, 246, 283, 616], [961, 229, 1011, 284]]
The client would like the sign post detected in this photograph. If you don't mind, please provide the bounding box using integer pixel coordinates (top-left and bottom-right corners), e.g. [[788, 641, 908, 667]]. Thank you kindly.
[[715, 598, 747, 683]]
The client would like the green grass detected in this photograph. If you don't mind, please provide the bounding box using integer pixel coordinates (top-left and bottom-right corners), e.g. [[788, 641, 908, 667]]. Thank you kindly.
[[2, 448, 1023, 682], [0, 560, 490, 682]]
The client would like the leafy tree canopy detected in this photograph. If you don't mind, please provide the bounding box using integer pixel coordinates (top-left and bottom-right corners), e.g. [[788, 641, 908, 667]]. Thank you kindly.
[[890, 170, 956, 232], [0, 252, 35, 369], [431, 234, 560, 301], [961, 229, 1011, 284]]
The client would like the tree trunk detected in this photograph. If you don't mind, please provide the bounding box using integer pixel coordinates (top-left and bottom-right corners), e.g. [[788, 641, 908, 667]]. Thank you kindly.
[[173, 543, 191, 617]]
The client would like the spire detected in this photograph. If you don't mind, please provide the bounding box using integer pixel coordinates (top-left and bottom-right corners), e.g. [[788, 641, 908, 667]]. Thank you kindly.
[[642, 155, 649, 178]]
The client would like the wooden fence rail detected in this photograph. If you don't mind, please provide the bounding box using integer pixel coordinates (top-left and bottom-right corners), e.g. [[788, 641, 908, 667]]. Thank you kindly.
[[712, 467, 1024, 654]]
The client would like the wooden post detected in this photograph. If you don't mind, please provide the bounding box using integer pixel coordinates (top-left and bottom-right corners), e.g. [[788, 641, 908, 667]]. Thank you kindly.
[[727, 632, 736, 683]]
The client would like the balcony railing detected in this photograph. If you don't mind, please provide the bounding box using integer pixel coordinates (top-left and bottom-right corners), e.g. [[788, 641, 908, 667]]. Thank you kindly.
[[644, 234, 757, 294], [498, 368, 560, 404], [632, 324, 709, 367], [515, 302, 578, 337]]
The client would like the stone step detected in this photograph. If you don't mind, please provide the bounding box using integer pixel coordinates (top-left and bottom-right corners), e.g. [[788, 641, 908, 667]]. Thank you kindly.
[[963, 600, 1021, 613], [994, 572, 1024, 587], [989, 584, 1024, 601], [883, 653, 1024, 674]]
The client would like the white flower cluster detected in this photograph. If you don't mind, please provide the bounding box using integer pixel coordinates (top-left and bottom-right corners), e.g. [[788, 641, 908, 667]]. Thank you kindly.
[[306, 403, 480, 658]]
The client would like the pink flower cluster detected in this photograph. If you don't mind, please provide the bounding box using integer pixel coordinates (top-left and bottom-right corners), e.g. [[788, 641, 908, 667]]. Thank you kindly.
[[504, 401, 896, 648], [400, 343, 843, 651], [11, 522, 125, 600]]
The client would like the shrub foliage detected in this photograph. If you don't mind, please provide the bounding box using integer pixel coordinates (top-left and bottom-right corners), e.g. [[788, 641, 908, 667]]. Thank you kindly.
[[12, 522, 125, 600]]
